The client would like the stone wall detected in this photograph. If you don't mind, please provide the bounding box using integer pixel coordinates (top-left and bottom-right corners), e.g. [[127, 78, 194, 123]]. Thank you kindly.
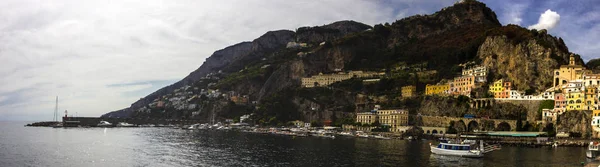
[[495, 99, 543, 122], [420, 115, 517, 131]]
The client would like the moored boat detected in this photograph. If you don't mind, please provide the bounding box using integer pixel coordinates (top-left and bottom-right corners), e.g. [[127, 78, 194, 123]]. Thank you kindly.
[[97, 121, 113, 127], [116, 122, 136, 127], [587, 142, 600, 159], [430, 140, 500, 158]]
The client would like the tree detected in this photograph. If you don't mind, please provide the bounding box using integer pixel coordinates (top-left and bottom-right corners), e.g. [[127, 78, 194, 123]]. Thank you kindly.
[[447, 121, 458, 134], [543, 123, 556, 137]]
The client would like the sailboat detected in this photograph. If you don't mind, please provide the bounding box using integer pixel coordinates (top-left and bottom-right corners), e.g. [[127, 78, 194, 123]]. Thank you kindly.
[[50, 96, 63, 128]]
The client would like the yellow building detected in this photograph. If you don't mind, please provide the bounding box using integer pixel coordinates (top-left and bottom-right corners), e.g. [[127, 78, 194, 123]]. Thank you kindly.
[[585, 85, 598, 110], [594, 110, 600, 117], [425, 84, 449, 96], [401, 85, 417, 98], [489, 79, 504, 94], [377, 109, 409, 132], [566, 91, 584, 111], [553, 54, 585, 87], [356, 112, 377, 125], [301, 71, 382, 88]]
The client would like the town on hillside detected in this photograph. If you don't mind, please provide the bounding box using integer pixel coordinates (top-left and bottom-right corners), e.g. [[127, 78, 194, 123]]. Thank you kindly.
[[296, 54, 600, 139]]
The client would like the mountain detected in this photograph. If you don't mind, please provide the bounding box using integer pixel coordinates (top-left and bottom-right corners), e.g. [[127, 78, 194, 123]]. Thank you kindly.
[[103, 1, 583, 126]]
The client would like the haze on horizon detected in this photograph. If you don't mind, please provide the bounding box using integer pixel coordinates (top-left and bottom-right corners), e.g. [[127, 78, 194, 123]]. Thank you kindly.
[[0, 0, 598, 121]]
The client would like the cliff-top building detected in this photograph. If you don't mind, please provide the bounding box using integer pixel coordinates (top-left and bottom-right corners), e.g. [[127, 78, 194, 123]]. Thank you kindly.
[[425, 84, 449, 96], [462, 66, 488, 83], [449, 75, 475, 97], [301, 71, 382, 88], [401, 85, 417, 98], [553, 54, 585, 87]]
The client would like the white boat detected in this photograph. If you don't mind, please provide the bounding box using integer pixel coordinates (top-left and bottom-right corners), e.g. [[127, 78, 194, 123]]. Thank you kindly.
[[374, 135, 391, 140], [587, 142, 600, 159], [116, 122, 135, 127], [97, 121, 112, 127], [430, 140, 499, 158]]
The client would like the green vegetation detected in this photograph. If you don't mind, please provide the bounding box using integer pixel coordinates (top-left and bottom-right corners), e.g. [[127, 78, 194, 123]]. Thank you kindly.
[[537, 100, 555, 120], [216, 65, 266, 89]]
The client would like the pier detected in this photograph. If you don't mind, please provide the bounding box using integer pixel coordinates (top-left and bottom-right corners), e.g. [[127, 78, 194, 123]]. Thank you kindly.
[[27, 117, 200, 127]]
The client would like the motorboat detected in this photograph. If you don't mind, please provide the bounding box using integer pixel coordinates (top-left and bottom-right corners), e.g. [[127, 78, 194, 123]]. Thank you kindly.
[[374, 134, 391, 140], [97, 121, 113, 127], [587, 142, 600, 159], [116, 122, 136, 127], [430, 140, 500, 158]]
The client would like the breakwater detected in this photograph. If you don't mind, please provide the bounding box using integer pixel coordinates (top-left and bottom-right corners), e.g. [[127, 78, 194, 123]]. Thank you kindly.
[[27, 117, 200, 127]]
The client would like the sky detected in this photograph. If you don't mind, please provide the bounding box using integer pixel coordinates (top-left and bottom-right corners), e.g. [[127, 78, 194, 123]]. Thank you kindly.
[[0, 0, 598, 121]]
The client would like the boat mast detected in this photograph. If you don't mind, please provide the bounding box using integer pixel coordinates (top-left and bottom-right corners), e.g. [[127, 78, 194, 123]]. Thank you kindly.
[[54, 96, 58, 122]]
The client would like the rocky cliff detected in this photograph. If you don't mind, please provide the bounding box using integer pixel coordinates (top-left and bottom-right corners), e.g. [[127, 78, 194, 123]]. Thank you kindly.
[[104, 1, 588, 128], [557, 110, 592, 137], [478, 26, 575, 93]]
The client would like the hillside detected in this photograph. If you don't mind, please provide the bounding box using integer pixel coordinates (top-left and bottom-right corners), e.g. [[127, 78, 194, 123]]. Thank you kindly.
[[103, 1, 583, 126]]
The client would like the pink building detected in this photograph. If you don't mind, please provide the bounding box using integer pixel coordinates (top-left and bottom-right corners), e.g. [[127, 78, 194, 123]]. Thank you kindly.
[[554, 93, 566, 114]]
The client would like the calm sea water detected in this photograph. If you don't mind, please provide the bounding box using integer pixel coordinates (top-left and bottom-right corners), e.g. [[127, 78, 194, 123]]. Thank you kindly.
[[0, 121, 591, 167]]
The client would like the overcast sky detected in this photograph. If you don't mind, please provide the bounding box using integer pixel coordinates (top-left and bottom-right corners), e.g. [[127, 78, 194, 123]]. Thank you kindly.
[[0, 0, 598, 121]]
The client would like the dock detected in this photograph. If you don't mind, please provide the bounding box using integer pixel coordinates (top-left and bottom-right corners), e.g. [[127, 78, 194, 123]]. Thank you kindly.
[[26, 117, 200, 127]]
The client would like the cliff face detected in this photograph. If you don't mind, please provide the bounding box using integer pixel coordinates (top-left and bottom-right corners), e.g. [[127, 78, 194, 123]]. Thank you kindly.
[[388, 1, 500, 45], [557, 110, 592, 137], [478, 28, 576, 93]]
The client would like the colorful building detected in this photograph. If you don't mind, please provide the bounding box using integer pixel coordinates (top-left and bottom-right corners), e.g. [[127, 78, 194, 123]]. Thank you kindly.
[[489, 79, 512, 98], [401, 85, 417, 98], [585, 85, 598, 110], [450, 75, 475, 97], [566, 91, 584, 111], [553, 54, 585, 87], [592, 110, 600, 127], [554, 93, 566, 114], [425, 84, 449, 96]]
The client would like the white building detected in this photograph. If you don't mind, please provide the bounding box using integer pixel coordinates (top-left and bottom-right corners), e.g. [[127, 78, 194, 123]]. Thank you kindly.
[[461, 66, 487, 83], [542, 109, 556, 123], [592, 116, 600, 128]]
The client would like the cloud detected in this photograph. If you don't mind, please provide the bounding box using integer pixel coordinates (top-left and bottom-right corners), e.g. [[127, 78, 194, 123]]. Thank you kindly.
[[0, 0, 452, 120], [528, 9, 561, 30]]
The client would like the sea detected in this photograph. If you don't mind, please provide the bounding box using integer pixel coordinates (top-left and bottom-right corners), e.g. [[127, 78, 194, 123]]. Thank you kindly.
[[0, 121, 592, 167]]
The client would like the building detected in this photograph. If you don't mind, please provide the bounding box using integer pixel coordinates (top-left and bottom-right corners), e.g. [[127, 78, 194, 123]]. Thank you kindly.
[[489, 79, 512, 98], [377, 109, 409, 132], [542, 109, 556, 124], [592, 110, 600, 127], [401, 85, 417, 98], [489, 79, 504, 95], [566, 90, 584, 111], [553, 54, 585, 87], [230, 95, 249, 104], [450, 75, 475, 97], [584, 73, 600, 88], [292, 120, 305, 127], [356, 112, 377, 125], [425, 84, 450, 96], [554, 93, 567, 114], [301, 71, 382, 88], [462, 66, 488, 83], [585, 85, 598, 110]]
